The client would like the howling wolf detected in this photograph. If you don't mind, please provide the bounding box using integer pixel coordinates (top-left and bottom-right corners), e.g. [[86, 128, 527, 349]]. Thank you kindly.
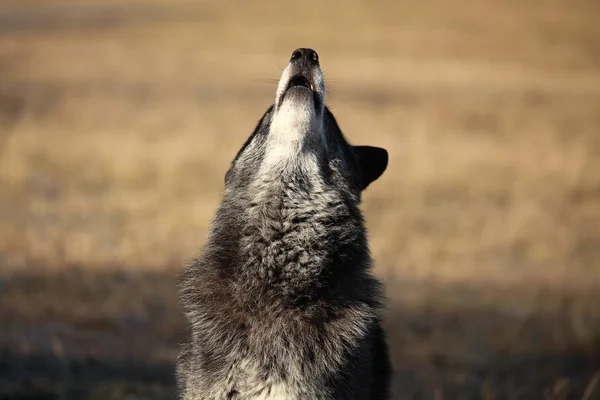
[[177, 48, 391, 400]]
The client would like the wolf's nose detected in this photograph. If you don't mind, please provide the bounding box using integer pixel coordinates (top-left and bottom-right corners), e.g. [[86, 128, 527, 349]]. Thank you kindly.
[[290, 48, 319, 65]]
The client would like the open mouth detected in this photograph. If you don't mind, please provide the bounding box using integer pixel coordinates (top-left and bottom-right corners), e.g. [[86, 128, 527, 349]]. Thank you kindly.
[[287, 75, 314, 92], [276, 73, 322, 109]]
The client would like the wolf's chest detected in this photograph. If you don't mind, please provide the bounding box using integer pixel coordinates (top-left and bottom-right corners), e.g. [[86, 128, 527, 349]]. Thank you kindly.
[[233, 383, 293, 400], [223, 360, 303, 400]]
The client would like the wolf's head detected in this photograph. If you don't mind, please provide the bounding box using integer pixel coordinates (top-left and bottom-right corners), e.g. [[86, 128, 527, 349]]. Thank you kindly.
[[224, 48, 388, 201], [206, 49, 388, 302]]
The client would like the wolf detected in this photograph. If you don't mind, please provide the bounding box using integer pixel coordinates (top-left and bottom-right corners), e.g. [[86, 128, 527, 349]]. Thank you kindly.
[[176, 48, 391, 400]]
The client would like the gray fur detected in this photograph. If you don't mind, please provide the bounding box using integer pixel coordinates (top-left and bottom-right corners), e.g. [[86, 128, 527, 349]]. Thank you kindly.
[[177, 48, 391, 400]]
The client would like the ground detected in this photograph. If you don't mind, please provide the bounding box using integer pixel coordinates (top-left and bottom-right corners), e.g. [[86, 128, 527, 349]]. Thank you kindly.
[[1, 0, 600, 399]]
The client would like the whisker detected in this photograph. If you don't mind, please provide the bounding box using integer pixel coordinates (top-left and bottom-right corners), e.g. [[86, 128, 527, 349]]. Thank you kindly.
[[252, 78, 280, 84], [325, 91, 337, 104]]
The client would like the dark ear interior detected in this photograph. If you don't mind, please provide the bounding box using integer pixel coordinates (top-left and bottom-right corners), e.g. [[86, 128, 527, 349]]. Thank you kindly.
[[353, 145, 388, 190]]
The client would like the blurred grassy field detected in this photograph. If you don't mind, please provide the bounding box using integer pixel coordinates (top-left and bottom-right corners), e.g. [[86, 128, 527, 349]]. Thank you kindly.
[[1, 0, 600, 399]]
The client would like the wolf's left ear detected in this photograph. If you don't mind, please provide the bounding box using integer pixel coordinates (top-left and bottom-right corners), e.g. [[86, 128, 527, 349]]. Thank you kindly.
[[353, 145, 388, 190]]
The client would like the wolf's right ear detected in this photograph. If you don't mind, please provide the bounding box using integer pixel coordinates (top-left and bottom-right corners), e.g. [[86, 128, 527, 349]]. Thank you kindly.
[[353, 145, 388, 190]]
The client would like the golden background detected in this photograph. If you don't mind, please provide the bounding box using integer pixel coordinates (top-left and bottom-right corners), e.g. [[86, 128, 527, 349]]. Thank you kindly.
[[1, 0, 599, 398]]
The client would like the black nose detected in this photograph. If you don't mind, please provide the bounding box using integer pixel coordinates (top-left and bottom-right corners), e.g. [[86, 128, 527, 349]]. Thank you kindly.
[[290, 48, 319, 65]]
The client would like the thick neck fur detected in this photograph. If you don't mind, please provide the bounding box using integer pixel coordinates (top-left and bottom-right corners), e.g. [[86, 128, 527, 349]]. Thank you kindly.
[[210, 102, 371, 309]]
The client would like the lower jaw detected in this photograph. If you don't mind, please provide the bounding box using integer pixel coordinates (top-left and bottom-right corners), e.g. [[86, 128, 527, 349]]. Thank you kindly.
[[277, 93, 322, 112]]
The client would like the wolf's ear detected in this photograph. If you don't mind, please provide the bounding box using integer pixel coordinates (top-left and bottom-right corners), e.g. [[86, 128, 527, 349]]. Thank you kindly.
[[353, 145, 388, 190]]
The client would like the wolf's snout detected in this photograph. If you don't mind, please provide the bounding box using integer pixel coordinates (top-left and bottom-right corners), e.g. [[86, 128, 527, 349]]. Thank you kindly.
[[290, 48, 319, 65], [275, 48, 324, 110]]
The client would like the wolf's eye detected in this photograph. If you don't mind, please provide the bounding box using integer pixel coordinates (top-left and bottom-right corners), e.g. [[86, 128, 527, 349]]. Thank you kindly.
[[291, 50, 302, 60]]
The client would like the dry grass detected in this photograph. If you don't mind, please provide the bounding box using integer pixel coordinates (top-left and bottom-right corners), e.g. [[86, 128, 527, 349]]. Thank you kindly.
[[1, 0, 600, 398]]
